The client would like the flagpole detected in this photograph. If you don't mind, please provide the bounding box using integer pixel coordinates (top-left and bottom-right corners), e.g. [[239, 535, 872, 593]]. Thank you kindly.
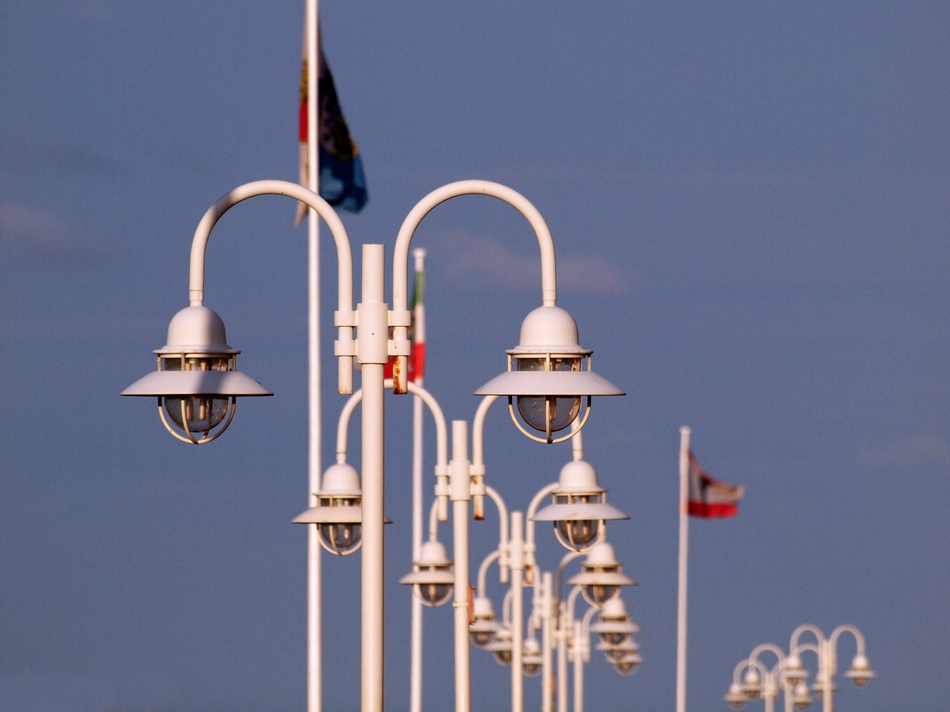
[[306, 2, 322, 712], [676, 426, 691, 712], [410, 249, 426, 712]]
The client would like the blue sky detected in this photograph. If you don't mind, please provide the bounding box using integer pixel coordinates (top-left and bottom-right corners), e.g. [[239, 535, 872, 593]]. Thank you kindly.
[[0, 2, 947, 711]]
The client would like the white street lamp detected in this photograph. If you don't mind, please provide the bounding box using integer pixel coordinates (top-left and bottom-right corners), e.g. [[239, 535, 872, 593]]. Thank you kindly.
[[474, 305, 624, 443], [522, 636, 543, 677], [589, 596, 640, 649], [121, 305, 272, 444], [293, 463, 364, 555], [727, 627, 873, 712], [400, 539, 455, 607], [789, 624, 875, 712], [532, 456, 628, 553], [567, 542, 636, 607], [595, 636, 640, 664], [470, 595, 503, 649], [613, 652, 643, 676]]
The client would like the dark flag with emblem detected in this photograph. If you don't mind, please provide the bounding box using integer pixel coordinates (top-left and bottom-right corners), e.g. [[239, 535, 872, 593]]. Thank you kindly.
[[296, 44, 368, 224]]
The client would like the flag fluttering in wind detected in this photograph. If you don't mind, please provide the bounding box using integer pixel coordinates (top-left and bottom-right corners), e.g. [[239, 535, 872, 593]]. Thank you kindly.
[[385, 250, 425, 384], [686, 450, 744, 518], [408, 253, 426, 384], [296, 44, 368, 225]]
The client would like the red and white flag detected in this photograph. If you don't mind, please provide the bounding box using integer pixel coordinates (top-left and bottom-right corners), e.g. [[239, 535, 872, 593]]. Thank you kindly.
[[687, 450, 743, 518]]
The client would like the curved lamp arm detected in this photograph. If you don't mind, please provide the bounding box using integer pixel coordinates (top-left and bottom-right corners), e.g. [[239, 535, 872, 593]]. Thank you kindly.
[[186, 179, 356, 394], [471, 395, 499, 519], [390, 180, 557, 392], [524, 482, 560, 583], [502, 588, 514, 627], [581, 603, 598, 640], [428, 497, 441, 542], [828, 624, 868, 676], [554, 550, 584, 606], [477, 549, 502, 598], [565, 584, 583, 626], [732, 657, 770, 685], [750, 643, 787, 670], [484, 485, 510, 584], [332, 378, 448, 479], [790, 624, 826, 653]]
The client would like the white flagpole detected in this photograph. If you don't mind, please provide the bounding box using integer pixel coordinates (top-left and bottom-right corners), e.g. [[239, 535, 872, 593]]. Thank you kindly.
[[676, 426, 691, 712], [306, 1, 322, 712], [410, 249, 426, 712]]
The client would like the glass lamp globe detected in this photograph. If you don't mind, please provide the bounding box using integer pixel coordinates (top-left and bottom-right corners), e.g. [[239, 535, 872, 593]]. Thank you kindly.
[[292, 463, 363, 556], [399, 540, 454, 607], [122, 305, 271, 444], [475, 306, 624, 444], [614, 652, 642, 676]]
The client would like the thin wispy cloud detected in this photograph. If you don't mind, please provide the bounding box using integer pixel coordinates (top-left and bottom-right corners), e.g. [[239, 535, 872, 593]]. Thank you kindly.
[[432, 229, 631, 296], [0, 202, 100, 267], [856, 432, 950, 468], [0, 128, 123, 175]]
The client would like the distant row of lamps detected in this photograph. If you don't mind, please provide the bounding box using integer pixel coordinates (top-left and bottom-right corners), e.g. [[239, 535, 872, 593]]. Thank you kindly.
[[725, 624, 874, 712]]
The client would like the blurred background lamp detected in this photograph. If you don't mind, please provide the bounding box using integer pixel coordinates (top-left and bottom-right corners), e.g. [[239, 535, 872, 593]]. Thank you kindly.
[[399, 540, 455, 607], [567, 542, 635, 607]]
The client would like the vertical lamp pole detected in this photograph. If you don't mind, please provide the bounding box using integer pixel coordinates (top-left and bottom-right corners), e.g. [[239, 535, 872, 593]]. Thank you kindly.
[[305, 2, 322, 712], [358, 244, 389, 712]]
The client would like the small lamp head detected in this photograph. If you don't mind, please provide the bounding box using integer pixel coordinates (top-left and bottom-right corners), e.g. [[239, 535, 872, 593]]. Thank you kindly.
[[613, 652, 643, 676], [590, 596, 640, 648], [522, 637, 543, 677], [742, 668, 762, 700], [724, 682, 747, 710], [532, 459, 628, 553], [292, 463, 363, 555], [782, 654, 807, 686], [567, 541, 635, 607], [469, 596, 500, 648], [399, 540, 454, 607], [844, 654, 875, 688], [793, 682, 813, 710], [487, 626, 513, 666]]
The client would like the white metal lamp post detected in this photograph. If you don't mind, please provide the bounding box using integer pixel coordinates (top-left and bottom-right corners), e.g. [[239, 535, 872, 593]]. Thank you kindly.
[[125, 178, 623, 712], [789, 624, 875, 712], [726, 627, 874, 712]]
